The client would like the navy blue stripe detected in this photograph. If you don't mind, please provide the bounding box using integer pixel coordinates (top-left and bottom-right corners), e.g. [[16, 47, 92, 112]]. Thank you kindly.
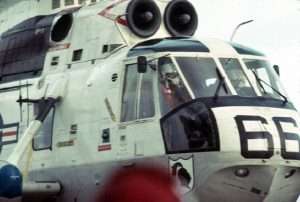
[[200, 96, 295, 110], [165, 96, 295, 117]]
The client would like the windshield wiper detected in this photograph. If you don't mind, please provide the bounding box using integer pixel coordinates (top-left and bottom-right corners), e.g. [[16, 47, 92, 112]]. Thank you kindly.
[[214, 68, 228, 100], [251, 70, 288, 104]]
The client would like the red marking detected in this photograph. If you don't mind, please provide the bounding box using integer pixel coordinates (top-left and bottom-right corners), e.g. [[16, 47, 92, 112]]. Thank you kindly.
[[98, 0, 129, 26], [107, 5, 114, 10], [117, 17, 128, 26], [98, 144, 111, 152], [2, 131, 17, 137]]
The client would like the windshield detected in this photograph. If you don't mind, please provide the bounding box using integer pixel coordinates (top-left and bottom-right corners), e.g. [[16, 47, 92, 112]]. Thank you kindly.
[[243, 59, 286, 100], [158, 56, 229, 115], [220, 58, 256, 97], [176, 57, 227, 98], [156, 56, 289, 117]]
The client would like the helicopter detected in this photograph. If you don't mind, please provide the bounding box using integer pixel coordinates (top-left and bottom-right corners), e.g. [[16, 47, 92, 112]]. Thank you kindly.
[[0, 0, 299, 201]]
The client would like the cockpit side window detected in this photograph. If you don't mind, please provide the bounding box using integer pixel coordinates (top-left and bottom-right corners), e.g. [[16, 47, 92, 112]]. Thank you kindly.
[[161, 101, 219, 153], [121, 63, 155, 122], [220, 58, 256, 97], [158, 57, 191, 115]]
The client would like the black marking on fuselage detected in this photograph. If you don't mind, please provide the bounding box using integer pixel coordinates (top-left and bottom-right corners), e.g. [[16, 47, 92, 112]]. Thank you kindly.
[[164, 96, 295, 115], [205, 96, 295, 109], [251, 187, 262, 195]]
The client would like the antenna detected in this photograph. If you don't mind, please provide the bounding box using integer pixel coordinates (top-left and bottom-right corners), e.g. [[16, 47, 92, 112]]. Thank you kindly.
[[230, 19, 254, 42]]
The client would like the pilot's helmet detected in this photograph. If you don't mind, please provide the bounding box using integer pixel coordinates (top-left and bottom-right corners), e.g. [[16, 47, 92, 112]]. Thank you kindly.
[[160, 62, 180, 86], [161, 61, 175, 75]]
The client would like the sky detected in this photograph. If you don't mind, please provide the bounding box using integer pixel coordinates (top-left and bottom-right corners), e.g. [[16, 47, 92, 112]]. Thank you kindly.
[[192, 0, 300, 109]]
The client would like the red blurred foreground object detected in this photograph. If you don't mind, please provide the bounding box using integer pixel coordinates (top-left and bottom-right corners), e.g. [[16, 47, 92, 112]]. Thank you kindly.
[[97, 166, 180, 202]]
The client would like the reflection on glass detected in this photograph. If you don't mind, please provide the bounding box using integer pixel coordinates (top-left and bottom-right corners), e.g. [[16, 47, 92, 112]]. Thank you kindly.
[[121, 65, 139, 122], [33, 108, 54, 150], [243, 59, 286, 100], [158, 57, 191, 115], [176, 57, 227, 98], [220, 58, 256, 97]]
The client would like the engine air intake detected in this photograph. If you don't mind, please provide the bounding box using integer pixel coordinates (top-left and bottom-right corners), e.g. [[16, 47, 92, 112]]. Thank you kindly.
[[126, 0, 161, 38], [164, 0, 198, 37], [51, 14, 73, 42]]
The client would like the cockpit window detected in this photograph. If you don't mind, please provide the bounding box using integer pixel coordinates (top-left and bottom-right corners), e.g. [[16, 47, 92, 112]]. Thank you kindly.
[[243, 59, 286, 100], [176, 57, 227, 98], [121, 63, 155, 122], [161, 101, 219, 153], [220, 58, 256, 97], [158, 57, 191, 115]]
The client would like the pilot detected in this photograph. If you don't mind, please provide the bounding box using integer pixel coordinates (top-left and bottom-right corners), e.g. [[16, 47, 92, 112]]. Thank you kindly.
[[159, 58, 191, 114]]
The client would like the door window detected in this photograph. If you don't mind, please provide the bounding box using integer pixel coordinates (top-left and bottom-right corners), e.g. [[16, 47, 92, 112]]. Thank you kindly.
[[33, 107, 55, 150]]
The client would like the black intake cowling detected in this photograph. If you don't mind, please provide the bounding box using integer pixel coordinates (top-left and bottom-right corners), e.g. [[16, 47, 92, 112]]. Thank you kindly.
[[164, 0, 198, 37], [126, 0, 161, 38]]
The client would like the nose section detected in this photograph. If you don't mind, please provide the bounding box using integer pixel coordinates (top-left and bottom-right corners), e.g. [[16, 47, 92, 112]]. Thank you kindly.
[[0, 164, 22, 199], [196, 165, 274, 202], [193, 165, 300, 202]]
